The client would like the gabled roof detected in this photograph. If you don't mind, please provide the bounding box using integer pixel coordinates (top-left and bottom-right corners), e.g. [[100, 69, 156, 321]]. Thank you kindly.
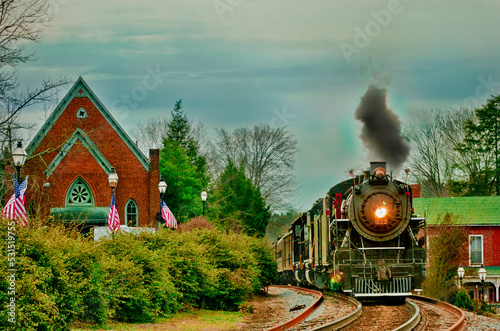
[[45, 128, 113, 177], [27, 77, 149, 171], [413, 196, 500, 226]]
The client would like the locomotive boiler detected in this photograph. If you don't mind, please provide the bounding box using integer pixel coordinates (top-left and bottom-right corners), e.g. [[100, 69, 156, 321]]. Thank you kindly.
[[275, 161, 426, 299]]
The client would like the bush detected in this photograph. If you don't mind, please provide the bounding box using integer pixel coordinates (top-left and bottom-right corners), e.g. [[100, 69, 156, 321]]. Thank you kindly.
[[454, 288, 475, 311], [0, 218, 276, 329]]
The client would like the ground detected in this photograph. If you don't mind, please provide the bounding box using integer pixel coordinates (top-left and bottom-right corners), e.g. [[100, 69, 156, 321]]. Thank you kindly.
[[70, 292, 278, 331]]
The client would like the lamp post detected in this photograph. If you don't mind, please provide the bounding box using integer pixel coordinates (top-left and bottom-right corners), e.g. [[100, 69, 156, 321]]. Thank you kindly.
[[107, 167, 119, 234], [158, 177, 167, 228], [201, 190, 207, 217], [108, 167, 118, 190], [12, 141, 27, 184], [479, 264, 487, 301], [457, 265, 465, 289]]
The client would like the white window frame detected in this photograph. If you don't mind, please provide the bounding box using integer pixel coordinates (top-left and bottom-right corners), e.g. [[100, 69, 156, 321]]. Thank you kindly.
[[469, 235, 484, 266]]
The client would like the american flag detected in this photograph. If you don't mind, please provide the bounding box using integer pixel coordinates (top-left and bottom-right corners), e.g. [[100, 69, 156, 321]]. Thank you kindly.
[[2, 175, 28, 226], [108, 190, 121, 233], [349, 170, 354, 178], [161, 201, 177, 229]]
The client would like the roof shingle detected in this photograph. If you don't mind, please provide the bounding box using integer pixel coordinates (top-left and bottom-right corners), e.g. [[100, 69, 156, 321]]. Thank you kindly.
[[413, 197, 500, 225]]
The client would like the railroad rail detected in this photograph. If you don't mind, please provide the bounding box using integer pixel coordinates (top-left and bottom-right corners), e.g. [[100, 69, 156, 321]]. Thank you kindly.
[[408, 295, 466, 331], [264, 287, 465, 331], [266, 285, 323, 331], [308, 293, 362, 331]]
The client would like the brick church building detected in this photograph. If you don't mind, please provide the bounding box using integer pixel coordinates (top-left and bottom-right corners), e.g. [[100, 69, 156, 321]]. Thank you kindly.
[[23, 77, 161, 231]]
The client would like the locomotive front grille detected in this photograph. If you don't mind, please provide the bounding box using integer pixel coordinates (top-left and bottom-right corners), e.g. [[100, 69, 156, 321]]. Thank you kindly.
[[354, 277, 412, 297]]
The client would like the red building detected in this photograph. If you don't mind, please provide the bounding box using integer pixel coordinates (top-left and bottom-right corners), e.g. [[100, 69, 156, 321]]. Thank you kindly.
[[414, 196, 500, 302], [23, 77, 160, 231]]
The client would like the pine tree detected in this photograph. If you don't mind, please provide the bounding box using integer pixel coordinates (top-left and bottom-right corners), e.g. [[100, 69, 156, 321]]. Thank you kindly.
[[165, 99, 208, 187], [160, 100, 209, 221], [160, 140, 202, 221], [210, 160, 270, 237], [456, 94, 500, 195]]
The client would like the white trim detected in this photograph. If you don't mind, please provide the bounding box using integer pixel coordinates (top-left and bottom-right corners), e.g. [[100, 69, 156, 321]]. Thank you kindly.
[[469, 234, 484, 266]]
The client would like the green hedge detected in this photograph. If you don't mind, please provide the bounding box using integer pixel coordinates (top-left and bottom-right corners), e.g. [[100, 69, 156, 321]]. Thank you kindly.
[[0, 219, 277, 330]]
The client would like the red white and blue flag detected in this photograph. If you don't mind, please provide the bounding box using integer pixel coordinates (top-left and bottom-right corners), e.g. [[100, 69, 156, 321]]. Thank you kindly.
[[161, 201, 177, 229], [349, 170, 354, 178], [2, 175, 28, 226], [108, 191, 121, 233]]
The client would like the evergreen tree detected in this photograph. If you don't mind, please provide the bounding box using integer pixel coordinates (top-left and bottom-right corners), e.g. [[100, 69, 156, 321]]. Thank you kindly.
[[456, 94, 500, 196], [160, 140, 202, 222], [210, 160, 270, 237], [160, 100, 209, 221], [165, 100, 208, 186]]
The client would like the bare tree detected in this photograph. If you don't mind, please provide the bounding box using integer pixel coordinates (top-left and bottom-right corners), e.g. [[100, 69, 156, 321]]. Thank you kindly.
[[0, 0, 69, 151], [211, 123, 299, 211], [404, 107, 474, 197], [131, 117, 170, 153], [131, 116, 208, 157], [0, 0, 53, 92]]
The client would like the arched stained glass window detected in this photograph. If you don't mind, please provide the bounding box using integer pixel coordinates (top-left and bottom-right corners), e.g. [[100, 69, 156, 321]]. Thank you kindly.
[[66, 178, 94, 206], [125, 199, 138, 227]]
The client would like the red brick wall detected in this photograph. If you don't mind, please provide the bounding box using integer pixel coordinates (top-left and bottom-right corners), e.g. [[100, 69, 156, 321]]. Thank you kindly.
[[467, 226, 500, 266], [24, 94, 153, 226], [427, 225, 500, 267]]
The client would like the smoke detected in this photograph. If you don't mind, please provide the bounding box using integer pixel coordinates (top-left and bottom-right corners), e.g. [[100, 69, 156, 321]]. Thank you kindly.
[[355, 85, 410, 170]]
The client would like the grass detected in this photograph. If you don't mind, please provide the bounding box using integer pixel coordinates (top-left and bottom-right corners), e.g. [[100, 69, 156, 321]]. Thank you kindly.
[[71, 309, 246, 331]]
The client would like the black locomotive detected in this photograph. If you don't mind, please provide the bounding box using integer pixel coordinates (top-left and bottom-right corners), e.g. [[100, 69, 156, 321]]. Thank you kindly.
[[275, 161, 426, 299]]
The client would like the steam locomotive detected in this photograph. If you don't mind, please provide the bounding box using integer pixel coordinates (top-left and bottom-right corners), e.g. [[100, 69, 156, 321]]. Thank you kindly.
[[274, 162, 426, 299]]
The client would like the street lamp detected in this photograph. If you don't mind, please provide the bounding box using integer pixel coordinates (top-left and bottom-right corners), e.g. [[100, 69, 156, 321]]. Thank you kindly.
[[201, 189, 207, 217], [108, 167, 118, 189], [479, 264, 487, 301], [457, 265, 465, 289], [158, 177, 167, 228], [12, 141, 27, 184]]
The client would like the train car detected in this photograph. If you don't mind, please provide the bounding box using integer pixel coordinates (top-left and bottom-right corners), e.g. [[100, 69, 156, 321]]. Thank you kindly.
[[275, 230, 294, 284], [275, 161, 426, 300]]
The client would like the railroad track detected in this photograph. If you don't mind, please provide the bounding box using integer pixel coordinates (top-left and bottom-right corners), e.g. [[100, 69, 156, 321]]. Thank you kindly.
[[265, 285, 324, 331], [263, 286, 466, 331], [409, 295, 466, 331]]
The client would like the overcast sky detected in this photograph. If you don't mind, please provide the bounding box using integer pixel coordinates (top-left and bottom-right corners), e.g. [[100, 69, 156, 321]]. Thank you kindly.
[[17, 0, 500, 210]]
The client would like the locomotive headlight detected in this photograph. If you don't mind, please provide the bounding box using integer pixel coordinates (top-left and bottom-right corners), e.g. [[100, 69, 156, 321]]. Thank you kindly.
[[375, 206, 388, 218]]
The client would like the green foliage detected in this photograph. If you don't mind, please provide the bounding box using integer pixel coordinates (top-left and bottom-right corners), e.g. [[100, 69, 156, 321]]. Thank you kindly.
[[165, 99, 208, 186], [456, 94, 500, 196], [422, 213, 468, 301], [160, 100, 209, 222], [209, 160, 271, 237], [266, 209, 301, 243], [0, 218, 275, 329], [454, 288, 475, 311], [479, 300, 496, 315], [161, 141, 203, 221]]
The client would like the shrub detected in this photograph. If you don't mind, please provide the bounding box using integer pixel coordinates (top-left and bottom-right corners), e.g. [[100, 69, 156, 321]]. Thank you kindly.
[[454, 288, 474, 311], [0, 218, 276, 328], [422, 213, 468, 301]]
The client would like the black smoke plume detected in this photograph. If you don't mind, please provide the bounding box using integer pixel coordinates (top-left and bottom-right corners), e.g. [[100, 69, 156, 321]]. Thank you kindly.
[[355, 85, 410, 170]]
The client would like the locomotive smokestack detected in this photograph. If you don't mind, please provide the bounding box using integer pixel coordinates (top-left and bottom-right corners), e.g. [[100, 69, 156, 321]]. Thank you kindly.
[[370, 161, 387, 174], [355, 85, 410, 170]]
